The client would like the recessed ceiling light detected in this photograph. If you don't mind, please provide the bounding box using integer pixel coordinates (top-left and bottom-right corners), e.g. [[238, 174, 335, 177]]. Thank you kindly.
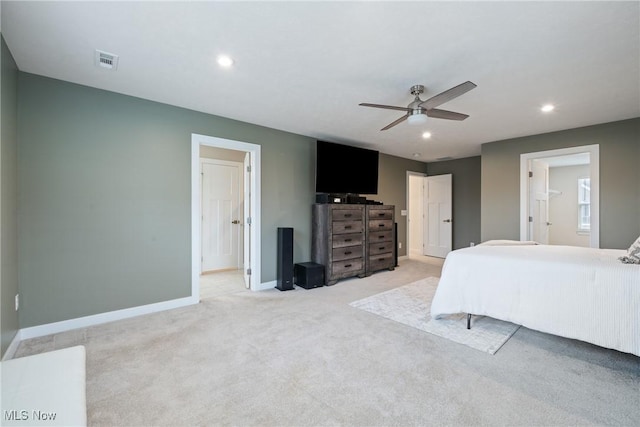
[[217, 55, 234, 68], [412, 153, 421, 158], [541, 104, 555, 113], [422, 131, 432, 139]]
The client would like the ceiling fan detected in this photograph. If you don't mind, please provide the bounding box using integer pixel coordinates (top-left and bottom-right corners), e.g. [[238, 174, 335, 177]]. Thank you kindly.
[[359, 81, 477, 131]]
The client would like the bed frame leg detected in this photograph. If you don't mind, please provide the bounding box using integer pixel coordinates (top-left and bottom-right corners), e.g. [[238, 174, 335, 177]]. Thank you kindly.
[[467, 313, 471, 329]]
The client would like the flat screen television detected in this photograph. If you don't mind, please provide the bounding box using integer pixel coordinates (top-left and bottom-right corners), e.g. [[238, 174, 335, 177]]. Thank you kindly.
[[315, 140, 379, 195]]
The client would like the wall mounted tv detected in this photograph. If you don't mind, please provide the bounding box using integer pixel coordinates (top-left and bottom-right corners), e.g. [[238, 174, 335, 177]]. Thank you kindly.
[[315, 140, 379, 195]]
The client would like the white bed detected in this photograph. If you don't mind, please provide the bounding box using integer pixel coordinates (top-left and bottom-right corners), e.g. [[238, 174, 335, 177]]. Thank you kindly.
[[431, 243, 640, 357]]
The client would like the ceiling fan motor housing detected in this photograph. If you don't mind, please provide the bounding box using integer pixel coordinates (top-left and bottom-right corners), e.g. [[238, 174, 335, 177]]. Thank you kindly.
[[410, 85, 425, 96]]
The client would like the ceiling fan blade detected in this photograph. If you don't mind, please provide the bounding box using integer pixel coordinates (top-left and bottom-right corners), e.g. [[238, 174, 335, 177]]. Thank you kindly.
[[420, 81, 477, 110], [381, 114, 409, 131], [359, 103, 411, 112], [426, 108, 469, 121]]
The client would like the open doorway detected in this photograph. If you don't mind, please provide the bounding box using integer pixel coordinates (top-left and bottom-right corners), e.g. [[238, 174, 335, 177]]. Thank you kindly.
[[191, 134, 261, 300], [200, 150, 246, 298], [520, 145, 599, 248], [406, 171, 450, 267], [407, 171, 426, 258]]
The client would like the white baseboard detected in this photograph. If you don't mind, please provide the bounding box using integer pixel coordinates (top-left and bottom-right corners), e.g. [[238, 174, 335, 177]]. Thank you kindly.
[[3, 330, 23, 361], [12, 279, 277, 345], [398, 255, 409, 261], [19, 295, 199, 341], [255, 280, 276, 291]]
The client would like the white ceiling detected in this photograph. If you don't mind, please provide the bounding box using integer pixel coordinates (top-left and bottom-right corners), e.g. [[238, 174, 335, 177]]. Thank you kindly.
[[2, 1, 639, 162]]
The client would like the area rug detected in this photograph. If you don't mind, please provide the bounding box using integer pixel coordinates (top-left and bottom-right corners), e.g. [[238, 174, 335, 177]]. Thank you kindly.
[[349, 277, 520, 354]]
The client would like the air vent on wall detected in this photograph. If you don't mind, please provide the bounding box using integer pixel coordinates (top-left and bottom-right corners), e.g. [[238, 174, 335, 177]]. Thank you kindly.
[[94, 50, 119, 70]]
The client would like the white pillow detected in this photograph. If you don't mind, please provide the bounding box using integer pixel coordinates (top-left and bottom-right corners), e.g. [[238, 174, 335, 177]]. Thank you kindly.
[[619, 235, 640, 264]]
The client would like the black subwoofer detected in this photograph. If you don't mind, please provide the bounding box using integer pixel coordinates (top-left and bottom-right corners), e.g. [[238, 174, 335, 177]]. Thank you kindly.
[[294, 262, 325, 289], [276, 227, 294, 291]]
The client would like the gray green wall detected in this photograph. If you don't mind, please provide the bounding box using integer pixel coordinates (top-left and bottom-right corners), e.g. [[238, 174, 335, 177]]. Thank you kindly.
[[377, 153, 428, 257], [17, 72, 317, 327], [481, 118, 640, 249], [427, 156, 481, 249], [1, 35, 19, 356]]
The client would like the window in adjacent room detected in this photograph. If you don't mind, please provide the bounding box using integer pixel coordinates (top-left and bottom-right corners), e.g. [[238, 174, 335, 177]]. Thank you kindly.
[[578, 177, 591, 231]]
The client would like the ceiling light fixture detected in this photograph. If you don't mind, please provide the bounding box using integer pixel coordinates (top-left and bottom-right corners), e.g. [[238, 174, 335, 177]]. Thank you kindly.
[[422, 131, 432, 139], [217, 55, 234, 68], [541, 104, 555, 113], [413, 153, 421, 158], [407, 112, 428, 125]]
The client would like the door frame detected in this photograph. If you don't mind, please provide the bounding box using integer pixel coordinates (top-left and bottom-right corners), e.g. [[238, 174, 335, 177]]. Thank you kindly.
[[519, 144, 599, 248], [191, 134, 261, 297]]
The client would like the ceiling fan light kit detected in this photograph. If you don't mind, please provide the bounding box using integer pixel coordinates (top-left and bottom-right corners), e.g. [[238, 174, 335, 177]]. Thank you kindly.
[[359, 81, 477, 131], [407, 112, 428, 125]]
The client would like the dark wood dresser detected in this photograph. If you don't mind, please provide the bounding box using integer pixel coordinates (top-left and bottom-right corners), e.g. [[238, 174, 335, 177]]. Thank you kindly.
[[312, 203, 395, 286], [365, 205, 396, 275]]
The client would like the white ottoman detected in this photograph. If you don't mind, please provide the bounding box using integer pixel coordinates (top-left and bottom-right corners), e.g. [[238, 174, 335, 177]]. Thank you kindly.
[[1, 345, 87, 426]]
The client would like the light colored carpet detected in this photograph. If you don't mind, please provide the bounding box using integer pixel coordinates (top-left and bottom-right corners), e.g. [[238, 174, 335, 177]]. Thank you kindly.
[[13, 258, 640, 426], [349, 277, 520, 354]]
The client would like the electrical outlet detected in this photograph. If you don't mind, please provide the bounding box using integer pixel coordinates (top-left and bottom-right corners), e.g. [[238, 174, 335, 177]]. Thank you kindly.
[[15, 294, 19, 311], [398, 242, 402, 249], [470, 242, 475, 247]]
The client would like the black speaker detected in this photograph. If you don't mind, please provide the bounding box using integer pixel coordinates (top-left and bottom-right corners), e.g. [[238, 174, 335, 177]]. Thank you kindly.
[[276, 227, 294, 291], [394, 222, 399, 267], [294, 262, 325, 289]]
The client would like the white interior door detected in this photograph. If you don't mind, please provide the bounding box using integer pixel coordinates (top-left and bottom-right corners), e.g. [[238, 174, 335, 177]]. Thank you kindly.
[[242, 153, 251, 288], [530, 160, 550, 244], [201, 159, 242, 272], [424, 174, 452, 258]]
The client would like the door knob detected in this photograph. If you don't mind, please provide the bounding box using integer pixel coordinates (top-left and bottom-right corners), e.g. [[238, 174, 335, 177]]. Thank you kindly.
[[443, 219, 452, 223], [231, 220, 240, 224]]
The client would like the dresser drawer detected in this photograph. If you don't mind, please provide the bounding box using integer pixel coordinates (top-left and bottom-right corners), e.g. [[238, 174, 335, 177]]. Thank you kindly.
[[332, 245, 363, 261], [333, 220, 362, 234], [369, 241, 394, 255], [332, 258, 364, 276], [332, 232, 363, 248], [368, 219, 393, 231], [368, 209, 393, 220], [368, 252, 394, 271], [369, 230, 393, 242], [332, 209, 362, 221]]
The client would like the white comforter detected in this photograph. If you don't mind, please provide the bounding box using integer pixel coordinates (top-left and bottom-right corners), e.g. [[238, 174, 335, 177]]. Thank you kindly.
[[431, 244, 640, 356]]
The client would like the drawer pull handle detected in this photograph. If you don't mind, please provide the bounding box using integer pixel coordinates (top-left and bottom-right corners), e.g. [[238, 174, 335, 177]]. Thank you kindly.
[[344, 214, 352, 218], [345, 225, 352, 229], [378, 235, 384, 239], [377, 213, 385, 217], [344, 251, 352, 255], [344, 264, 352, 268], [378, 224, 385, 227], [379, 247, 385, 250], [345, 238, 352, 242]]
